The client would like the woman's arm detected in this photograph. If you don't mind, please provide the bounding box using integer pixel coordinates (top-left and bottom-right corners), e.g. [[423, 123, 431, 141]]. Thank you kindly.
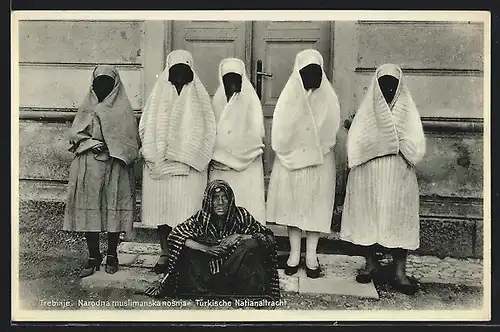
[[185, 239, 206, 251], [185, 239, 227, 257], [68, 130, 93, 153]]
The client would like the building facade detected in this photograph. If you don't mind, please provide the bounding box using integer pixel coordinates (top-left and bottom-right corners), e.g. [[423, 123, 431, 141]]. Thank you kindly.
[[18, 20, 484, 258]]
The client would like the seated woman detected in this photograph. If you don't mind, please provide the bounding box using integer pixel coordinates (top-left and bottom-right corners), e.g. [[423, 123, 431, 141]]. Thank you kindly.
[[143, 180, 280, 300]]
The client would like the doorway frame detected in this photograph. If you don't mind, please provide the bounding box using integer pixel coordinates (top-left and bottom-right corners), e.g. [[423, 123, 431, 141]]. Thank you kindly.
[[143, 21, 341, 98]]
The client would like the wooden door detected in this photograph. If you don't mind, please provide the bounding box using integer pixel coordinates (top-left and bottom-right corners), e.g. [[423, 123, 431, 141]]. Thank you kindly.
[[171, 21, 250, 97], [251, 21, 332, 192]]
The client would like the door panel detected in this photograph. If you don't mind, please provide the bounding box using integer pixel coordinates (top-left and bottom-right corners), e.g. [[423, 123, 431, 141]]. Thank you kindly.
[[252, 21, 332, 182], [172, 21, 248, 97]]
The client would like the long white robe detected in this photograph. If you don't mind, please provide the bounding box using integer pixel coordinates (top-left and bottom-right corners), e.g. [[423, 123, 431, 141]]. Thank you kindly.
[[266, 49, 341, 233], [340, 63, 425, 249], [139, 50, 216, 227], [208, 58, 266, 224]]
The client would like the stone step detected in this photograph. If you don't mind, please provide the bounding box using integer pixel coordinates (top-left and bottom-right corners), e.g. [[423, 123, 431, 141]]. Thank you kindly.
[[113, 242, 484, 287], [80, 241, 484, 306], [80, 266, 159, 293], [84, 251, 380, 299]]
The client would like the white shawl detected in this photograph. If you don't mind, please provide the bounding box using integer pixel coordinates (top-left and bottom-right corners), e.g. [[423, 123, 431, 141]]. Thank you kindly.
[[347, 63, 426, 169], [211, 58, 265, 171], [271, 49, 341, 171], [139, 50, 216, 178]]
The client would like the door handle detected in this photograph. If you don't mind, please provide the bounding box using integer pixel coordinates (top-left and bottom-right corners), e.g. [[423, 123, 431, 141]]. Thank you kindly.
[[257, 71, 273, 77], [255, 60, 273, 100]]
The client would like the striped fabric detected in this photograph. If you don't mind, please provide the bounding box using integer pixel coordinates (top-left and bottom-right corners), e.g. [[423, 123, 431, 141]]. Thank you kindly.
[[209, 156, 266, 224], [340, 154, 420, 250], [140, 165, 207, 228], [347, 64, 426, 169], [156, 180, 280, 299], [266, 149, 336, 234], [139, 50, 216, 178], [139, 50, 215, 228], [341, 64, 424, 250]]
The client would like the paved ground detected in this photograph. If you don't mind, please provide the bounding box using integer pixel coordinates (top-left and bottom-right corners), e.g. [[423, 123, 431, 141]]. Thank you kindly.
[[15, 201, 485, 313], [116, 241, 484, 287], [19, 275, 483, 311]]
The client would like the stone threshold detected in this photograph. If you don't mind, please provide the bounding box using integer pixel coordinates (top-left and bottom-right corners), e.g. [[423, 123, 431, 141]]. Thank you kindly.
[[85, 250, 380, 299]]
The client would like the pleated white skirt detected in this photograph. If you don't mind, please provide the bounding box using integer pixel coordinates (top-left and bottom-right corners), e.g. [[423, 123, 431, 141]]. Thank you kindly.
[[340, 154, 420, 250], [141, 165, 207, 228], [266, 150, 336, 233], [208, 157, 266, 224]]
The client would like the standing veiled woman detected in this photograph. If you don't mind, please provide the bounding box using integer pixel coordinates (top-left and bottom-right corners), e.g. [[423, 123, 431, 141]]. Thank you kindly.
[[266, 49, 341, 278], [143, 180, 280, 300], [64, 65, 139, 277], [139, 50, 217, 274], [340, 63, 426, 295], [209, 58, 266, 224]]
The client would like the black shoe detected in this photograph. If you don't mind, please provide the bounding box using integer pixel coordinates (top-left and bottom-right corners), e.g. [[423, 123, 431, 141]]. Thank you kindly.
[[355, 269, 374, 284], [105, 255, 119, 274], [305, 259, 321, 279], [389, 277, 419, 295], [153, 255, 168, 274], [407, 275, 419, 285], [80, 254, 102, 278], [284, 264, 300, 276]]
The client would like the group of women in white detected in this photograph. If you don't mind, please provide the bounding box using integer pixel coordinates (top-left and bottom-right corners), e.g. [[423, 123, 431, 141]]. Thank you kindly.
[[64, 47, 426, 296]]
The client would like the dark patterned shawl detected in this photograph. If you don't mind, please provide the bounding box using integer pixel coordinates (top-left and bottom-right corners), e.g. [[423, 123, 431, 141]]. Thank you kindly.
[[159, 179, 280, 299]]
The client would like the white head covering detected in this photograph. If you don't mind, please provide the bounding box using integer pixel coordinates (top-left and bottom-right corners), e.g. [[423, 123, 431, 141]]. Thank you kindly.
[[139, 49, 216, 178], [211, 58, 265, 171], [220, 58, 244, 77], [271, 49, 341, 171], [347, 63, 426, 168]]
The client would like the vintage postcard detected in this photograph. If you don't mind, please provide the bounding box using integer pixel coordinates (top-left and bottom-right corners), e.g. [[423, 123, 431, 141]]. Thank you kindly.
[[11, 10, 491, 322]]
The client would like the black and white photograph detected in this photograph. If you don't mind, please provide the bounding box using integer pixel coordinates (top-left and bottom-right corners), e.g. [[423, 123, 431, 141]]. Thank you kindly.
[[11, 10, 490, 322]]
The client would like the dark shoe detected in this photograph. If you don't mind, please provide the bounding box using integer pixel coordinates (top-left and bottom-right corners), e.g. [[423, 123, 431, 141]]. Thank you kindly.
[[105, 255, 119, 274], [389, 277, 419, 295], [153, 255, 168, 274], [407, 275, 419, 285], [284, 264, 300, 276], [80, 255, 102, 278], [355, 269, 374, 284], [305, 259, 321, 279], [356, 256, 382, 284]]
